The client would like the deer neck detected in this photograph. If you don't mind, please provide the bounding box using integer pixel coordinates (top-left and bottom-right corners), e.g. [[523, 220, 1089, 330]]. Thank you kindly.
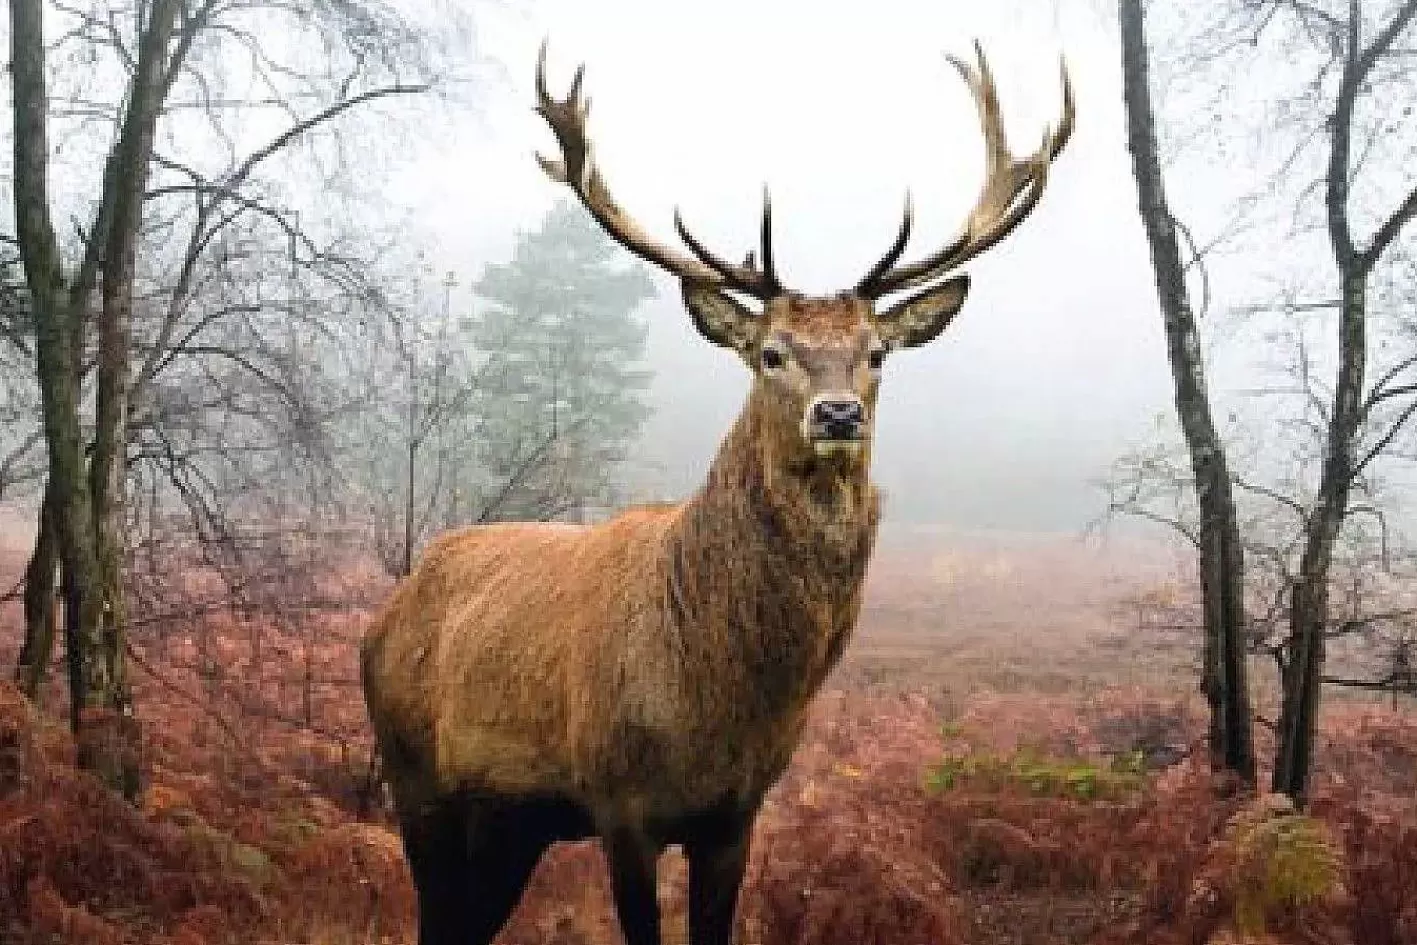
[[663, 384, 881, 715]]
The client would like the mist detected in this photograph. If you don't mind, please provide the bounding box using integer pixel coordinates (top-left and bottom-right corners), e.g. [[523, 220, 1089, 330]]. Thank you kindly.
[[6, 1, 1417, 942], [383, 0, 1181, 533]]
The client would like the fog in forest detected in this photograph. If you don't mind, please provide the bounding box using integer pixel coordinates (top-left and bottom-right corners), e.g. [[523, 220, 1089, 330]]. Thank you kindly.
[[6, 0, 1417, 942], [382, 0, 1190, 531]]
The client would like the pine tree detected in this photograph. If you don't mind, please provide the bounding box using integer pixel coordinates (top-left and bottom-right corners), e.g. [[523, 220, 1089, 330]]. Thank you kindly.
[[470, 200, 656, 520]]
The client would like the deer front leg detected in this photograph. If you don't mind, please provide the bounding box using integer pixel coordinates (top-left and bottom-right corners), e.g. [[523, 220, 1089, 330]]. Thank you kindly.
[[684, 808, 755, 945], [604, 824, 663, 945]]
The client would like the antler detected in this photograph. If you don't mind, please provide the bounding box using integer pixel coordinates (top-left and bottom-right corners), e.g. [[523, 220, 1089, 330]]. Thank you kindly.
[[535, 42, 784, 299], [855, 42, 1075, 300]]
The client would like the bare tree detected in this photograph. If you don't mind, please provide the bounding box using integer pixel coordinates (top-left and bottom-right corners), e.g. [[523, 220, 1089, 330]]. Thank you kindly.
[[9, 0, 182, 795], [395, 265, 464, 577], [345, 260, 483, 579], [1263, 0, 1417, 803], [5, 0, 455, 795], [349, 205, 658, 578], [1118, 0, 1256, 785], [1108, 0, 1417, 804], [352, 278, 592, 579]]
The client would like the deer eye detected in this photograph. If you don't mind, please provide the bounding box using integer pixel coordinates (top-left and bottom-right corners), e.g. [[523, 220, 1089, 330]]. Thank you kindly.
[[761, 345, 785, 370], [868, 348, 885, 370]]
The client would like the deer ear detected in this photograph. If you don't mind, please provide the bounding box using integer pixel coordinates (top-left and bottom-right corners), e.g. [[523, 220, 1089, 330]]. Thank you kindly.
[[681, 281, 762, 353], [875, 275, 971, 349]]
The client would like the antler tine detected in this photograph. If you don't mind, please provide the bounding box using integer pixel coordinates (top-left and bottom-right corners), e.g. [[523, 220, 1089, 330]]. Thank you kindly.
[[568, 61, 585, 105], [957, 40, 1006, 181], [854, 191, 915, 296], [672, 190, 785, 298], [674, 207, 738, 280], [534, 42, 784, 300], [856, 43, 1075, 300], [759, 186, 783, 296], [1049, 54, 1077, 161]]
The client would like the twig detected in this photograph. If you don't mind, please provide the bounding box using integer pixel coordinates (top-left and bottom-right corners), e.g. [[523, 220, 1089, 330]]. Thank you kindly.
[[0, 576, 26, 603], [124, 640, 264, 767]]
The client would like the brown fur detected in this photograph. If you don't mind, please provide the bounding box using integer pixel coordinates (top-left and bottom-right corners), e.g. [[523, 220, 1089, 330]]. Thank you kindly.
[[361, 294, 900, 944], [361, 356, 880, 826], [366, 262, 982, 945], [384, 44, 1074, 942], [369, 43, 1073, 942]]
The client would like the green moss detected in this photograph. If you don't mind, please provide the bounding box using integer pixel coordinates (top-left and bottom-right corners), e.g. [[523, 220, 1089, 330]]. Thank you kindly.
[[939, 721, 965, 739]]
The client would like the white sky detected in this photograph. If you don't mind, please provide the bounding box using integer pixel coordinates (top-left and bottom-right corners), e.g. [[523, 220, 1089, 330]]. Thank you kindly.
[[386, 0, 1182, 531]]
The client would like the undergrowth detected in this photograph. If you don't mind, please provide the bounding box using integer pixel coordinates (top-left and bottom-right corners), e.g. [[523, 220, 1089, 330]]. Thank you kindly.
[[925, 746, 1149, 801], [1225, 797, 1345, 936], [2, 635, 1416, 945]]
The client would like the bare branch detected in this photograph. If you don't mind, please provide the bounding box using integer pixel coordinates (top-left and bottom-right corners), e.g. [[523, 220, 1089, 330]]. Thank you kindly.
[[1321, 663, 1417, 692], [1365, 184, 1417, 269], [1233, 475, 1309, 518], [1172, 214, 1213, 319], [1361, 351, 1417, 414], [224, 82, 431, 194], [50, 0, 135, 72], [1351, 395, 1417, 480], [1355, 0, 1417, 79]]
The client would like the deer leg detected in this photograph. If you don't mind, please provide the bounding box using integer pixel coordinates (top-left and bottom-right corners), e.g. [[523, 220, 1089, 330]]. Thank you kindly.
[[399, 802, 473, 945], [401, 796, 568, 945], [685, 808, 756, 945], [456, 798, 558, 944], [603, 825, 663, 945]]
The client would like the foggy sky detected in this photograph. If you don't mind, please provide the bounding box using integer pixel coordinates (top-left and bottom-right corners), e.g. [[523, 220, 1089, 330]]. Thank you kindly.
[[387, 0, 1181, 532]]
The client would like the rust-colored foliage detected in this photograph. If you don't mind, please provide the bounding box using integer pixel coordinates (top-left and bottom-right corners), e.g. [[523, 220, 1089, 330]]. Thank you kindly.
[[3, 588, 1417, 945], [741, 797, 967, 945]]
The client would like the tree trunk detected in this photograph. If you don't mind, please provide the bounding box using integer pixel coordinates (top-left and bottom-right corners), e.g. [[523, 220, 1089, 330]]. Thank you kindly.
[[15, 486, 59, 702], [9, 0, 118, 790], [1118, 0, 1255, 784], [1274, 269, 1366, 804], [9, 0, 178, 798], [83, 0, 181, 801], [61, 560, 82, 732], [1268, 0, 1417, 803], [404, 346, 418, 577], [404, 433, 416, 578]]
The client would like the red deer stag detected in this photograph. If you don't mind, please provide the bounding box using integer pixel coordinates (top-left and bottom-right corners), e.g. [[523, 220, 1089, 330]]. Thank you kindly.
[[361, 40, 1073, 945]]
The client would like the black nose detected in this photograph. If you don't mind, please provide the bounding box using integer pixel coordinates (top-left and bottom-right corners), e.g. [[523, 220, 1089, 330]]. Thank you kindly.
[[811, 399, 864, 439]]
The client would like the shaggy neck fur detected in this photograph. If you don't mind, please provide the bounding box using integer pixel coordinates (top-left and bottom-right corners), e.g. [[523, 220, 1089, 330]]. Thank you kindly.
[[662, 382, 881, 730]]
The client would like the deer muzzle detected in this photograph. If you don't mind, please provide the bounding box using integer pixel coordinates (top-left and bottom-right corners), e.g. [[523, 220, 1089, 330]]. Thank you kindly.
[[804, 395, 866, 451]]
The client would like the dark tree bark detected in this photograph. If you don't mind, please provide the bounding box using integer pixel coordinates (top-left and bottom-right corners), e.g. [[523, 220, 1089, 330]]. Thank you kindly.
[[1118, 0, 1255, 785], [1274, 0, 1417, 805], [14, 488, 58, 702], [10, 0, 113, 784], [85, 0, 182, 800], [9, 0, 180, 797], [404, 353, 417, 578]]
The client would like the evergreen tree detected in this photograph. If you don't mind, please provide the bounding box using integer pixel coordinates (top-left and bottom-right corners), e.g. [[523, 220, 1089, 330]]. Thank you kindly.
[[470, 200, 656, 520]]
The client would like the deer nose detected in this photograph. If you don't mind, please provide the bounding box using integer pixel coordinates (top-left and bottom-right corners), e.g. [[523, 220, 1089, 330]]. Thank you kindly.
[[810, 398, 865, 440]]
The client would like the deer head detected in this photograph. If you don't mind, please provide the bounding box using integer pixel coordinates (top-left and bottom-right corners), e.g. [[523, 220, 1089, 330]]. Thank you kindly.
[[534, 42, 1073, 462]]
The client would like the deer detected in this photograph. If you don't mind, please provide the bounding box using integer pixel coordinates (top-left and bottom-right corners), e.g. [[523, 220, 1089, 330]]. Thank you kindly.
[[360, 40, 1073, 945]]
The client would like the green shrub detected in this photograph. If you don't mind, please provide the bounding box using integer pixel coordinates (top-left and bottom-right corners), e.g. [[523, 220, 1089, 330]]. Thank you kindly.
[[1224, 797, 1344, 935], [924, 748, 1147, 801]]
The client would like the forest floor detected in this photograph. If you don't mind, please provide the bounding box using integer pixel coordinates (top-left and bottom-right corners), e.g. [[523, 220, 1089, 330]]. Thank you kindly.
[[1, 521, 1415, 944]]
